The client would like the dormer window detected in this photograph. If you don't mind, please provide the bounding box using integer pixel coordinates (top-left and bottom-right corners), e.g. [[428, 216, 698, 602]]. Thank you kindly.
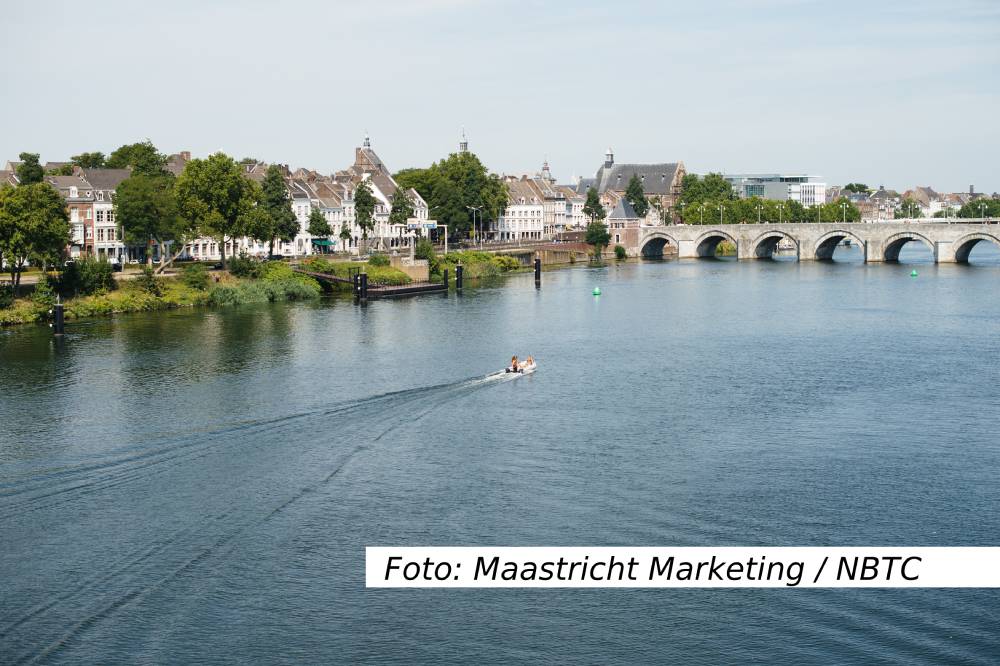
[[96, 191, 104, 201], [69, 186, 78, 197]]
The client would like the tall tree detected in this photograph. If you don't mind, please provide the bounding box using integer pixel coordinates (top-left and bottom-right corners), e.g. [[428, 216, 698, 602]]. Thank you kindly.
[[843, 183, 871, 194], [583, 187, 605, 222], [394, 151, 508, 238], [584, 220, 611, 259], [175, 152, 259, 269], [0, 183, 70, 291], [624, 174, 650, 218], [895, 198, 924, 219], [307, 208, 331, 237], [114, 174, 182, 266], [260, 165, 298, 256], [388, 187, 414, 226], [15, 153, 44, 185], [353, 180, 377, 253], [339, 222, 352, 251], [680, 173, 735, 205], [106, 140, 168, 177], [71, 152, 107, 168]]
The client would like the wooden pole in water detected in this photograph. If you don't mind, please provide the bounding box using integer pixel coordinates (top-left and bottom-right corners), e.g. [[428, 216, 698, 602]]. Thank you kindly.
[[534, 256, 541, 286], [359, 272, 368, 301], [456, 264, 463, 291], [443, 268, 449, 289], [52, 295, 65, 336]]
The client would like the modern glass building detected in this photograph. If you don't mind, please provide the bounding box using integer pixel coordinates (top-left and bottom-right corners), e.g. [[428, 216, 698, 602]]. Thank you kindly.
[[724, 174, 827, 205]]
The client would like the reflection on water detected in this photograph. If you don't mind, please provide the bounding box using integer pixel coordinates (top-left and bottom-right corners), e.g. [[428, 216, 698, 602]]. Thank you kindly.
[[2, 249, 999, 663]]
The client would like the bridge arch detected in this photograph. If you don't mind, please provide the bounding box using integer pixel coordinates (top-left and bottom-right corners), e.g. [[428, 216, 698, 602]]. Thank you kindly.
[[815, 229, 868, 261], [752, 230, 799, 259], [639, 232, 678, 259], [694, 229, 738, 258], [881, 231, 935, 262], [953, 233, 1000, 263]]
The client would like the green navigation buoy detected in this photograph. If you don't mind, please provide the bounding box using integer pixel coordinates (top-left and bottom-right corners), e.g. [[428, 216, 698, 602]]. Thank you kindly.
[[911, 270, 918, 278], [593, 287, 602, 296]]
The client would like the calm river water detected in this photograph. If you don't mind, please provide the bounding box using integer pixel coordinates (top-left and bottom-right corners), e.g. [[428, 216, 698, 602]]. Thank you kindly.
[[2, 244, 999, 664]]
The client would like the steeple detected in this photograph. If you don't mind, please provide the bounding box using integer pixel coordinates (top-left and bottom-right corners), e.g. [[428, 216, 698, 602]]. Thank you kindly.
[[541, 158, 553, 182], [459, 127, 468, 153], [604, 147, 614, 169], [363, 132, 371, 148]]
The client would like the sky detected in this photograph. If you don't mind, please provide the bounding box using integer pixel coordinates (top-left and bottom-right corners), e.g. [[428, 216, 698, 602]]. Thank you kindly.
[[3, 0, 998, 193]]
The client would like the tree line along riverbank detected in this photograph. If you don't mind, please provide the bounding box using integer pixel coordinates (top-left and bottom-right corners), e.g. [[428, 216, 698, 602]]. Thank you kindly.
[[0, 248, 527, 327]]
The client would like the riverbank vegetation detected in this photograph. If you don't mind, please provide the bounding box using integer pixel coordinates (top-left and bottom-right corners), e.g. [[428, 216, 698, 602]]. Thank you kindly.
[[0, 257, 322, 327], [301, 257, 412, 287]]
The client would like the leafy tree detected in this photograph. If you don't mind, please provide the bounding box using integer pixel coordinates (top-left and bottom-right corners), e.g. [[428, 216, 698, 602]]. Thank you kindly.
[[680, 173, 735, 205], [843, 183, 871, 194], [353, 179, 377, 252], [585, 219, 610, 258], [895, 198, 924, 219], [394, 151, 508, 238], [71, 152, 106, 168], [307, 208, 331, 237], [175, 152, 260, 268], [15, 153, 44, 185], [583, 187, 605, 222], [260, 165, 298, 255], [388, 187, 414, 226], [106, 140, 168, 176], [624, 174, 649, 218], [48, 164, 74, 176], [0, 182, 70, 291], [115, 174, 182, 266], [957, 198, 1000, 218]]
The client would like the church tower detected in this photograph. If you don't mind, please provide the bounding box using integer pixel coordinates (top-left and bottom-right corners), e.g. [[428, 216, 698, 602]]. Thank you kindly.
[[459, 127, 468, 153]]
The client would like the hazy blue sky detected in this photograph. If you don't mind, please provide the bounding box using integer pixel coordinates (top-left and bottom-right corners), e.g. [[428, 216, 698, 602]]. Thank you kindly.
[[3, 0, 998, 192]]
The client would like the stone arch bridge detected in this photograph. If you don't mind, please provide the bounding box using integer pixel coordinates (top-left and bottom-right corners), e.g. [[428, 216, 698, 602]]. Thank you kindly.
[[621, 221, 1000, 263]]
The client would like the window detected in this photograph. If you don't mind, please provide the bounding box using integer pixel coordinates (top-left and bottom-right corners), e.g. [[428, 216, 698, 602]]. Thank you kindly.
[[96, 210, 105, 223], [97, 191, 104, 201], [108, 211, 114, 222], [108, 229, 116, 241], [97, 229, 105, 242]]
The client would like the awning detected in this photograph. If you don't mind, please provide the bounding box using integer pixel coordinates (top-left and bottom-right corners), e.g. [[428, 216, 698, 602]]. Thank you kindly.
[[311, 239, 337, 246]]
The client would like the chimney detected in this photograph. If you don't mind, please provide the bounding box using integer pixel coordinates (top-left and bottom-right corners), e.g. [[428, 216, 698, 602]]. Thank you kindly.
[[180, 151, 191, 161]]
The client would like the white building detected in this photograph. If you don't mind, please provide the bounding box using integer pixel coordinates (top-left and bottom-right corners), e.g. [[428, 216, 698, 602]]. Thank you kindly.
[[725, 173, 827, 206], [496, 176, 544, 241]]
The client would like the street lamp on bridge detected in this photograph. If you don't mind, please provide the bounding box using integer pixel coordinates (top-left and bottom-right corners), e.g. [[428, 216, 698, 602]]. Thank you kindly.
[[841, 201, 848, 224]]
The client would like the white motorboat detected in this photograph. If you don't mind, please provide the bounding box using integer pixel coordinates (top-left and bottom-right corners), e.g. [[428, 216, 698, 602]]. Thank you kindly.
[[505, 362, 537, 374]]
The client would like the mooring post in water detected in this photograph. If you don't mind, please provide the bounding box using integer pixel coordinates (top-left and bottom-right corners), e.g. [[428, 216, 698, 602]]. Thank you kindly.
[[456, 264, 463, 291], [359, 272, 368, 301], [353, 272, 360, 298], [52, 295, 65, 336], [443, 268, 449, 289], [534, 255, 541, 286]]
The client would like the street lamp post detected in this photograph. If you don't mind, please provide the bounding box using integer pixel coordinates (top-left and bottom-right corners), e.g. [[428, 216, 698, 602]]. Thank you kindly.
[[719, 204, 724, 225], [467, 205, 482, 248], [980, 203, 986, 221], [779, 203, 783, 224], [679, 201, 685, 224], [841, 202, 848, 224], [700, 203, 705, 225], [757, 204, 762, 224]]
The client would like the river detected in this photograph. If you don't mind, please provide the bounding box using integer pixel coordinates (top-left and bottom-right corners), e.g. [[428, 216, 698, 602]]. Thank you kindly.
[[2, 244, 999, 664]]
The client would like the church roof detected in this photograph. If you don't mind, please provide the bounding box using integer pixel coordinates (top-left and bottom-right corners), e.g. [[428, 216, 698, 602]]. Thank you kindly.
[[594, 162, 680, 195]]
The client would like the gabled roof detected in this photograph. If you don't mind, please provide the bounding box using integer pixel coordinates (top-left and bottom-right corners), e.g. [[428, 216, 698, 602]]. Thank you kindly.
[[594, 162, 681, 195], [82, 168, 132, 191], [608, 198, 639, 220]]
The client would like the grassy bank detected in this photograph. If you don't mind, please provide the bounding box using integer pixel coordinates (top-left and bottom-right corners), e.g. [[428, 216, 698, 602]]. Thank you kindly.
[[435, 251, 521, 279], [301, 257, 412, 288], [0, 261, 322, 327]]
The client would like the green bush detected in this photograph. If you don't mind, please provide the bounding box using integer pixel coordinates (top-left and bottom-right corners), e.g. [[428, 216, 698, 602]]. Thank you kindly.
[[135, 267, 163, 296], [414, 238, 441, 276], [0, 285, 14, 310], [614, 245, 627, 260], [31, 274, 57, 308], [300, 256, 411, 286], [181, 263, 209, 291], [368, 253, 390, 267], [228, 255, 262, 279], [58, 257, 116, 296], [208, 278, 320, 306]]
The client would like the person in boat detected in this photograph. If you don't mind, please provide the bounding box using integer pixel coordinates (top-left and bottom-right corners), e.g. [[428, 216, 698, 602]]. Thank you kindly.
[[509, 355, 519, 373], [524, 355, 535, 369]]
